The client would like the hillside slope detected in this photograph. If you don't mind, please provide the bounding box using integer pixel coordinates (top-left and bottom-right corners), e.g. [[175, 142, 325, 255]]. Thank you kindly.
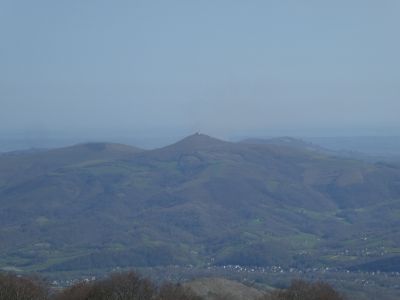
[[0, 134, 399, 273], [185, 277, 264, 300]]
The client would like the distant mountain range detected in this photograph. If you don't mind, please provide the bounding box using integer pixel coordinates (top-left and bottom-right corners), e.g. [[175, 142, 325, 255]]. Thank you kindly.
[[306, 136, 400, 159], [0, 133, 399, 275], [242, 136, 400, 162]]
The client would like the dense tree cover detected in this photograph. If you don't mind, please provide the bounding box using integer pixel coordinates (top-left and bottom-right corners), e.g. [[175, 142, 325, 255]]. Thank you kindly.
[[0, 272, 201, 300], [53, 272, 201, 300], [0, 272, 344, 300], [0, 273, 48, 300]]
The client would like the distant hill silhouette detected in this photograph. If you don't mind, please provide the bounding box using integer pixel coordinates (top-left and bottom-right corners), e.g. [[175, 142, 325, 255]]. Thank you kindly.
[[241, 137, 326, 152]]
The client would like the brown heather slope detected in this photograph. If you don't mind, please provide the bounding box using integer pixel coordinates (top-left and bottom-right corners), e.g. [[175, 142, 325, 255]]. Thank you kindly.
[[185, 277, 264, 300]]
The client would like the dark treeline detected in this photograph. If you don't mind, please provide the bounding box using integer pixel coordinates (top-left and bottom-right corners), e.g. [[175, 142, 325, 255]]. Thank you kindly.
[[0, 271, 344, 300]]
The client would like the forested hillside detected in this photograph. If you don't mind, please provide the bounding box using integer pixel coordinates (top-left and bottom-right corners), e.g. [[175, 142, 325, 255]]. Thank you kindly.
[[0, 134, 399, 274]]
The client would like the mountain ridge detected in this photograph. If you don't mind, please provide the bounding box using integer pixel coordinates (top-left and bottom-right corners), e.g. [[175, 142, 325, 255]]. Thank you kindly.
[[0, 134, 399, 275]]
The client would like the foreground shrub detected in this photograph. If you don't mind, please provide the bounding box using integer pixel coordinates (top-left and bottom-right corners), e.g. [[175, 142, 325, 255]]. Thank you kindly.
[[0, 271, 345, 300], [53, 272, 155, 300], [0, 273, 48, 300], [52, 281, 93, 300], [54, 271, 201, 300]]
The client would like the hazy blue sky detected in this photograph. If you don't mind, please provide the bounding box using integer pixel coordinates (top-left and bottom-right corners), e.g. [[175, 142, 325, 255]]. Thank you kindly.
[[1, 0, 399, 141]]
